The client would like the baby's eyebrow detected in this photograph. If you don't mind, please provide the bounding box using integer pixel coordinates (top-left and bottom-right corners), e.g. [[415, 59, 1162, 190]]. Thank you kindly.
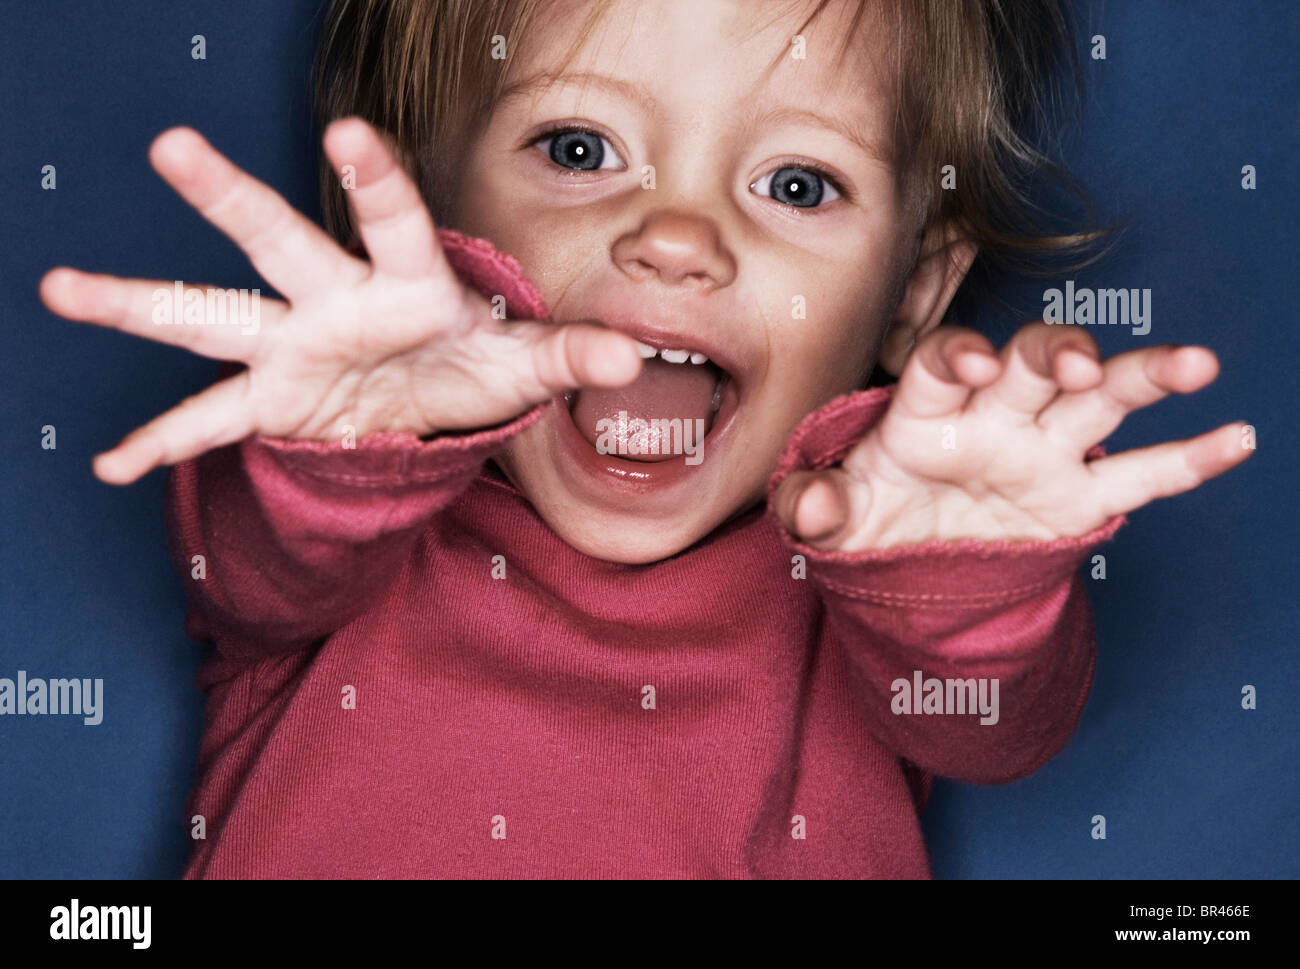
[[497, 71, 664, 120], [753, 105, 894, 170]]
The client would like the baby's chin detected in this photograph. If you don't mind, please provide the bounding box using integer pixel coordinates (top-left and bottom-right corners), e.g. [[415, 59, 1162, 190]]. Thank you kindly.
[[535, 507, 742, 565], [490, 447, 767, 565]]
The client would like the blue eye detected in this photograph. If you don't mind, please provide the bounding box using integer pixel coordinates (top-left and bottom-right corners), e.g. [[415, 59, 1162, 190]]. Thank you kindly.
[[537, 129, 623, 171], [751, 166, 842, 208]]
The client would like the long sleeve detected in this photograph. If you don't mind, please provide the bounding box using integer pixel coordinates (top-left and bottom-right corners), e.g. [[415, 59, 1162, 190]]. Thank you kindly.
[[768, 385, 1126, 784], [162, 227, 552, 665], [163, 412, 540, 665]]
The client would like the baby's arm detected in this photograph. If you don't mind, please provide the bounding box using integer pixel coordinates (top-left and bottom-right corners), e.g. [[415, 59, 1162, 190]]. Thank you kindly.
[[769, 325, 1251, 781], [785, 429, 1115, 781], [827, 562, 1104, 785], [40, 121, 644, 659], [163, 382, 538, 662]]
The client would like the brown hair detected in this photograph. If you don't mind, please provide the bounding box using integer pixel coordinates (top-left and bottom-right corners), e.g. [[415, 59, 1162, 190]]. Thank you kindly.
[[315, 0, 1116, 275]]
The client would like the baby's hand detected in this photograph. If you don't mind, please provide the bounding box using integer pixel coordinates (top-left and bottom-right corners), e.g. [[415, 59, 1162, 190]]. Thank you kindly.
[[774, 323, 1253, 550], [40, 120, 641, 485]]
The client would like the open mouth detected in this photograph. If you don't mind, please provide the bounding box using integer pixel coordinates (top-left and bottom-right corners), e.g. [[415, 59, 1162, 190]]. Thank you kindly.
[[565, 340, 732, 463]]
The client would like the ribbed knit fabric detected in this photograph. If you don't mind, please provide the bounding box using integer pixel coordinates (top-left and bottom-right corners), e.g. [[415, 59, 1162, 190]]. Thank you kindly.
[[165, 229, 1125, 879]]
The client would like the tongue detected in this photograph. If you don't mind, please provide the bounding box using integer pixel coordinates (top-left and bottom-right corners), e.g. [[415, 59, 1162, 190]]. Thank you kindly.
[[572, 356, 717, 462]]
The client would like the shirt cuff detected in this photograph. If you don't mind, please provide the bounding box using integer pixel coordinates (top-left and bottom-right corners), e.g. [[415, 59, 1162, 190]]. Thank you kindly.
[[240, 403, 543, 490]]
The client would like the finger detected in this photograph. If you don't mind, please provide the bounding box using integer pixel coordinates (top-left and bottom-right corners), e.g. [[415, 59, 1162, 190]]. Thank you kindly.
[[93, 370, 258, 485], [323, 118, 448, 280], [149, 127, 365, 299], [40, 268, 284, 360], [978, 322, 1103, 417], [1040, 344, 1219, 445], [519, 322, 643, 397], [893, 327, 1001, 420], [1086, 421, 1254, 518], [772, 469, 866, 549]]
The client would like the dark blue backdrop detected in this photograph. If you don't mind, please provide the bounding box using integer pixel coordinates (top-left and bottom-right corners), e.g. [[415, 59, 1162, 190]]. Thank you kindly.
[[1, 0, 1296, 878]]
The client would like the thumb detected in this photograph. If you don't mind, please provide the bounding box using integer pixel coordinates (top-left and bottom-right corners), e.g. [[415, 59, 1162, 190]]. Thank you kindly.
[[524, 321, 643, 396], [773, 469, 863, 549]]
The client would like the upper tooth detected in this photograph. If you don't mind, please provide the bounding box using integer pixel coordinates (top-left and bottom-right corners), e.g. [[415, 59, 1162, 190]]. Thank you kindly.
[[634, 340, 658, 359], [659, 348, 690, 364], [689, 352, 709, 365]]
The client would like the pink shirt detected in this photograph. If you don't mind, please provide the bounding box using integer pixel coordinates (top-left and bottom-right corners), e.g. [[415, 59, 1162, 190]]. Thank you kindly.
[[167, 229, 1124, 878]]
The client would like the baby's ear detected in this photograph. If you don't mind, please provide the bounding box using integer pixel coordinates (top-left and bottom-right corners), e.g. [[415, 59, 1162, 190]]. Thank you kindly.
[[877, 222, 977, 377]]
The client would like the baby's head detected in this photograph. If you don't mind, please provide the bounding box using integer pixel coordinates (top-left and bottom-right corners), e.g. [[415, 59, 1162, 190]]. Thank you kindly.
[[317, 0, 1092, 563]]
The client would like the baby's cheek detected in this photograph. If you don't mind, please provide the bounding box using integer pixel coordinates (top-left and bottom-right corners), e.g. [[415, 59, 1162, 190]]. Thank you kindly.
[[779, 331, 877, 413], [762, 273, 884, 386]]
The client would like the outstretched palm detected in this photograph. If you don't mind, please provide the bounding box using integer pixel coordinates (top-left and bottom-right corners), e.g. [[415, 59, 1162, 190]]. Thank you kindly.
[[776, 323, 1252, 550], [40, 119, 641, 484]]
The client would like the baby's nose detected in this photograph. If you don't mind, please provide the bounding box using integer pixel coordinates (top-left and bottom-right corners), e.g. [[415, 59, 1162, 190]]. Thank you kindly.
[[611, 210, 737, 291]]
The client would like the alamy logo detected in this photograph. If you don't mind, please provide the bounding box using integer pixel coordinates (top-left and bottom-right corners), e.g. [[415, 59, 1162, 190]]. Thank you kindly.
[[891, 670, 1000, 725], [0, 671, 103, 725], [151, 281, 261, 335], [594, 412, 706, 465], [50, 899, 151, 949], [1043, 280, 1151, 335]]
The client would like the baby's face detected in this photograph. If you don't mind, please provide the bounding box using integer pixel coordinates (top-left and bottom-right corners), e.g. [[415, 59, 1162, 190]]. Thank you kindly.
[[450, 0, 924, 563]]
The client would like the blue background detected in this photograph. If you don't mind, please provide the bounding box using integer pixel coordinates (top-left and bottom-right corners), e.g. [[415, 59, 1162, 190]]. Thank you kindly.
[[1, 1, 1295, 878]]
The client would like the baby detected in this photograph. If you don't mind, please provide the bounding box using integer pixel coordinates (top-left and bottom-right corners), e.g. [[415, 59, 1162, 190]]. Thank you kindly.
[[39, 0, 1249, 877]]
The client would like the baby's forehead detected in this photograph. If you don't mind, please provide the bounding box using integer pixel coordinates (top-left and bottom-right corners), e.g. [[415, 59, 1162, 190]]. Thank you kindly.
[[503, 0, 895, 153]]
